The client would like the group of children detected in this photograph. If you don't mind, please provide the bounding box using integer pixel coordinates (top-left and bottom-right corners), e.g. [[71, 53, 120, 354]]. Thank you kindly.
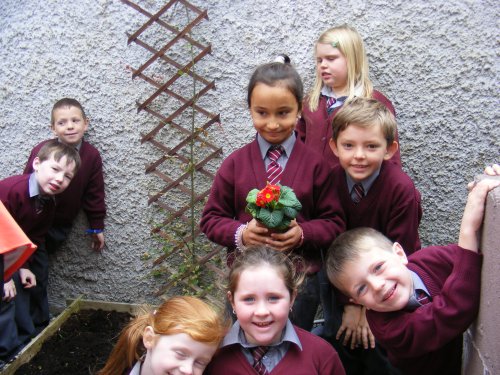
[[0, 98, 106, 367], [1, 23, 498, 375]]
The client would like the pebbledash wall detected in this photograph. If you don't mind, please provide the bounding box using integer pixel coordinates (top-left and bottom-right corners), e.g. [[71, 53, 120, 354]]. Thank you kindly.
[[0, 0, 498, 334]]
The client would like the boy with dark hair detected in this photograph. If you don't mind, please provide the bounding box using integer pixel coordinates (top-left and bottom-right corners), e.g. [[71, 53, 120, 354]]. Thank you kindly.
[[326, 169, 500, 374], [0, 140, 80, 365]]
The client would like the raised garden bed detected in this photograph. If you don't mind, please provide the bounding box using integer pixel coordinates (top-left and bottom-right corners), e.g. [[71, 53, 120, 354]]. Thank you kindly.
[[1, 298, 139, 375]]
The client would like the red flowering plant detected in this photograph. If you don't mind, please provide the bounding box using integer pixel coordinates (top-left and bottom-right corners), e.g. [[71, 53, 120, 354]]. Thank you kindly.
[[245, 183, 302, 230]]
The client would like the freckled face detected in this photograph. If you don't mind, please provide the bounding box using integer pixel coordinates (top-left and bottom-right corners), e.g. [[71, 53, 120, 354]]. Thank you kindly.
[[250, 83, 300, 145], [230, 264, 294, 346], [141, 331, 218, 375]]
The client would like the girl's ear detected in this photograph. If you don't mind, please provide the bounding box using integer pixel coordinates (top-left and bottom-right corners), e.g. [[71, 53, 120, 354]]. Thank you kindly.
[[227, 291, 235, 311], [383, 141, 399, 160], [143, 326, 156, 350], [32, 157, 41, 172], [290, 290, 298, 308]]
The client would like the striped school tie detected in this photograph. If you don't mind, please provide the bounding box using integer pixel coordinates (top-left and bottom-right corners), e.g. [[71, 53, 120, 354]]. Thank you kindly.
[[251, 346, 269, 375], [416, 289, 431, 305], [266, 146, 284, 185], [351, 183, 365, 203]]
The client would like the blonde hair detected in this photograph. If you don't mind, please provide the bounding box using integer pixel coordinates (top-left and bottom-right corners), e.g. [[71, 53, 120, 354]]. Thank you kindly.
[[308, 24, 373, 111], [326, 228, 393, 291], [98, 296, 227, 375], [331, 97, 396, 144]]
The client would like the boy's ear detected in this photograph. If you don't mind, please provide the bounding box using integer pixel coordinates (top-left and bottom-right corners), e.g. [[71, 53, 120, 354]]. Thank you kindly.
[[384, 141, 399, 160], [143, 325, 156, 350], [32, 157, 41, 172], [329, 138, 340, 157], [392, 242, 408, 265]]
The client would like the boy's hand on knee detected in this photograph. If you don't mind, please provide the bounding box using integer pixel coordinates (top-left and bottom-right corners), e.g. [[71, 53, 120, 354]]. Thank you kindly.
[[337, 304, 362, 349], [3, 279, 16, 301], [19, 268, 36, 288]]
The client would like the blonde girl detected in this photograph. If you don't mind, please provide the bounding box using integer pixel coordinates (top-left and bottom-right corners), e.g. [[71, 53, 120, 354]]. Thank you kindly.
[[98, 296, 227, 375], [297, 24, 401, 169]]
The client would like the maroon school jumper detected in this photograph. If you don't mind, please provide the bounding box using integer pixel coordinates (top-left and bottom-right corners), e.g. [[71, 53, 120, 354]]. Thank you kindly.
[[296, 91, 401, 169], [367, 245, 481, 375], [24, 139, 105, 230], [333, 160, 422, 254], [204, 325, 346, 375], [0, 174, 54, 246], [200, 136, 345, 267]]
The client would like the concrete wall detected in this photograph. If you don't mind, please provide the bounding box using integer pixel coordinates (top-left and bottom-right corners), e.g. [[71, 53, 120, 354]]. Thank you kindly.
[[463, 176, 500, 375], [0, 0, 498, 307]]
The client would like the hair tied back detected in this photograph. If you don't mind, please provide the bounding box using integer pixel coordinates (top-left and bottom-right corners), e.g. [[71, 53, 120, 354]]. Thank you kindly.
[[274, 54, 291, 64]]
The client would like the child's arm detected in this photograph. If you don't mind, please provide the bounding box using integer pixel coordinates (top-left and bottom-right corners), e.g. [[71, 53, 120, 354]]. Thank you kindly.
[[19, 268, 36, 289], [458, 175, 500, 251], [357, 307, 376, 349], [336, 304, 362, 349], [3, 279, 16, 301]]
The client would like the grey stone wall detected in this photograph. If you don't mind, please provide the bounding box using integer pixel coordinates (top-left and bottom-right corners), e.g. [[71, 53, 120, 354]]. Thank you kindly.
[[0, 0, 498, 306]]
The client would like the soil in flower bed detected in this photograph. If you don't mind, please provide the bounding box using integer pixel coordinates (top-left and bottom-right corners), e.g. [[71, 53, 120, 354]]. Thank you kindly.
[[15, 309, 132, 375]]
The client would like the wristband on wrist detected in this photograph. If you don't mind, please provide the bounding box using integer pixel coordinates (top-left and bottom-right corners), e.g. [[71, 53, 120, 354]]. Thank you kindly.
[[86, 229, 103, 234], [235, 222, 249, 252]]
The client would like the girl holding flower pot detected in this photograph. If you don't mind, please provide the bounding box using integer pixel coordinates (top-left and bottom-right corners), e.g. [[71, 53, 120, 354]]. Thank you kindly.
[[200, 55, 345, 331]]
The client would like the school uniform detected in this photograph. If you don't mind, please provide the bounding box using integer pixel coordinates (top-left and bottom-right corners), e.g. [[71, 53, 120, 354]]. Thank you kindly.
[[0, 174, 55, 358], [24, 138, 106, 236], [201, 133, 344, 266], [367, 245, 481, 375], [296, 91, 401, 169], [333, 160, 422, 254], [205, 320, 346, 374]]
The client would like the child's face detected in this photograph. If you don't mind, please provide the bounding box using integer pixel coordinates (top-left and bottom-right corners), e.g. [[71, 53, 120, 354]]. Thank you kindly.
[[316, 43, 348, 95], [330, 123, 398, 182], [230, 264, 295, 346], [33, 154, 76, 195], [250, 83, 299, 145], [51, 106, 88, 147], [335, 244, 413, 312], [142, 331, 218, 375]]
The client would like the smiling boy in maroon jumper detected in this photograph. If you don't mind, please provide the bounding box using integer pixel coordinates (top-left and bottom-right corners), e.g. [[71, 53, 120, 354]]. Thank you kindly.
[[326, 169, 500, 375], [0, 141, 80, 364]]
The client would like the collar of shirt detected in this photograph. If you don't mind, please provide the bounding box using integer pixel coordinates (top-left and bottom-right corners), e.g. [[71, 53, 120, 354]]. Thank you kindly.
[[406, 270, 431, 310], [222, 320, 302, 372], [321, 83, 363, 98], [57, 138, 82, 151], [257, 132, 295, 165], [28, 173, 41, 198], [345, 168, 380, 196]]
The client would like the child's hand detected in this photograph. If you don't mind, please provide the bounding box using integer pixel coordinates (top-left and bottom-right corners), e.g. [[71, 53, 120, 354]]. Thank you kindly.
[[3, 279, 17, 301], [19, 268, 36, 288], [266, 220, 302, 252], [459, 174, 500, 252], [242, 219, 270, 247], [484, 163, 500, 176], [357, 307, 376, 349], [91, 232, 105, 252], [336, 304, 362, 349]]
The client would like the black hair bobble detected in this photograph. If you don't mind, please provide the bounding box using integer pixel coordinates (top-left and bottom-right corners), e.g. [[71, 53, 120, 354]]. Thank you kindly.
[[274, 54, 291, 64]]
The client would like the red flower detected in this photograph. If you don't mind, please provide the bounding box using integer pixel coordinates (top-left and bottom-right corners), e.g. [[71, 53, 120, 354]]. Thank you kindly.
[[255, 183, 281, 208]]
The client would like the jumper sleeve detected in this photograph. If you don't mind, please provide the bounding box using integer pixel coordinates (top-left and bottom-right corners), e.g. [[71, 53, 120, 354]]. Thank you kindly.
[[81, 150, 105, 229], [200, 157, 246, 249], [367, 245, 481, 358]]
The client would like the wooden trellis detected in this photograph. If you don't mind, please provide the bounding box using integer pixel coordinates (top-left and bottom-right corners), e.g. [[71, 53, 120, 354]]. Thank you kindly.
[[122, 0, 225, 301]]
